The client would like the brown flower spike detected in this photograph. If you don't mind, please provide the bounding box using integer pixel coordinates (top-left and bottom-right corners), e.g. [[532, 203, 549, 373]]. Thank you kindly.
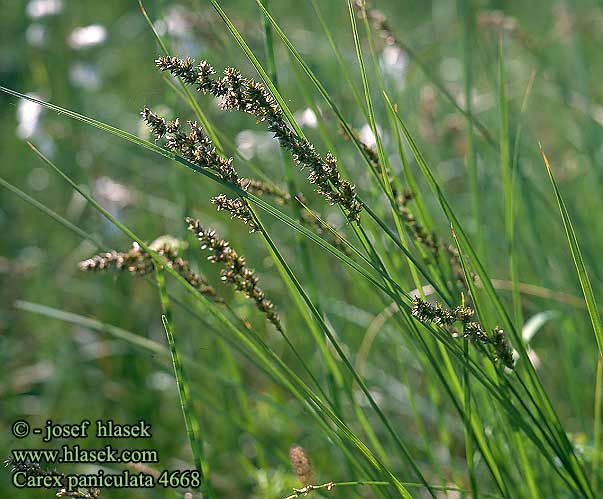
[[79, 236, 216, 298], [411, 297, 514, 369], [141, 107, 258, 232], [289, 445, 315, 486], [185, 217, 282, 331], [155, 56, 362, 222]]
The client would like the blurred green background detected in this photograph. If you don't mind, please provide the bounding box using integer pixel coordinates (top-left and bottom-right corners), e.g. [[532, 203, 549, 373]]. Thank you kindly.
[[2, 0, 603, 497]]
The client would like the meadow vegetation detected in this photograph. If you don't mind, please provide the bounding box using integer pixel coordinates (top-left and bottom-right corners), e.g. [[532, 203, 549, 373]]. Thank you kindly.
[[2, 1, 603, 498]]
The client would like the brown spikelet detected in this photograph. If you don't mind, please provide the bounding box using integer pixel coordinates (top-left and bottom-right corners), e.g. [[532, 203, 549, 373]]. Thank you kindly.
[[141, 107, 260, 232], [186, 217, 282, 331], [154, 56, 362, 222], [79, 237, 216, 298], [411, 297, 514, 369], [289, 445, 315, 486]]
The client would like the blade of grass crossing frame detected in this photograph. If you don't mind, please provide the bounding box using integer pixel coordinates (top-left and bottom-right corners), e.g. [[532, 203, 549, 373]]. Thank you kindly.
[[463, 338, 479, 499], [541, 147, 603, 357], [157, 272, 212, 498], [542, 146, 603, 495], [459, 0, 482, 257], [504, 76, 543, 499], [253, 1, 341, 393], [510, 71, 537, 331], [498, 38, 517, 329], [258, 0, 277, 86], [0, 177, 104, 249]]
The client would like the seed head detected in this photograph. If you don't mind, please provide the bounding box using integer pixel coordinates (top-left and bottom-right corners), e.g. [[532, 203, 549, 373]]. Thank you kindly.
[[492, 326, 515, 369], [79, 238, 216, 298], [141, 107, 259, 231], [156, 56, 362, 221], [211, 194, 259, 232], [185, 217, 282, 331], [289, 445, 315, 486], [411, 297, 514, 369]]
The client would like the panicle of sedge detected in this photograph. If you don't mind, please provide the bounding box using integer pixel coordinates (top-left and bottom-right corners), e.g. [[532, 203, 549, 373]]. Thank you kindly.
[[411, 297, 514, 368], [477, 10, 519, 35], [492, 326, 515, 368], [79, 238, 216, 298], [289, 445, 315, 486], [339, 125, 381, 177], [185, 217, 282, 331], [444, 244, 466, 283], [395, 189, 439, 257], [79, 246, 152, 274], [211, 194, 259, 232], [344, 126, 467, 285], [346, 130, 462, 272], [155, 56, 362, 222], [141, 107, 258, 232], [141, 107, 240, 186], [411, 297, 458, 326]]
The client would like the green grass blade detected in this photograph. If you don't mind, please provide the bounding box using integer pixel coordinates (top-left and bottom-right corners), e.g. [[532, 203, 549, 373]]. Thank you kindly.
[[258, 0, 278, 86], [541, 147, 603, 357], [459, 0, 482, 257], [0, 176, 104, 249], [542, 146, 603, 495], [159, 305, 211, 497], [509, 71, 536, 330], [15, 300, 169, 357]]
